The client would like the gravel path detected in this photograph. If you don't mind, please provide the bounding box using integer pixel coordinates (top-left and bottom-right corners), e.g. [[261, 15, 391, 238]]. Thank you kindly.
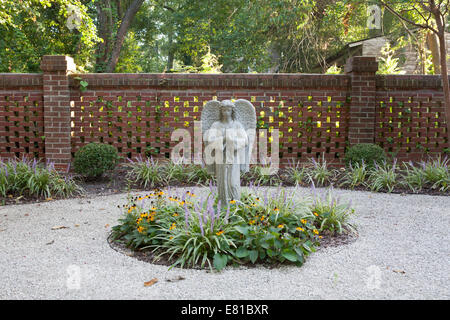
[[0, 186, 449, 300]]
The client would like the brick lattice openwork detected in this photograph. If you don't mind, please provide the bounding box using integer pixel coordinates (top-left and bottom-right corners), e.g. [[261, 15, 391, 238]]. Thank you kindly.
[[0, 75, 45, 160], [375, 75, 448, 162], [0, 55, 448, 171], [68, 74, 350, 167]]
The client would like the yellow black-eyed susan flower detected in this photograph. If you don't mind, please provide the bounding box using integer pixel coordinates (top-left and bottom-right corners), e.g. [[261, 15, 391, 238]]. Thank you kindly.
[[296, 227, 304, 232], [216, 230, 224, 236], [229, 199, 236, 204], [313, 212, 319, 217], [169, 223, 176, 230], [313, 229, 319, 235], [301, 219, 307, 224], [277, 224, 284, 229], [137, 226, 144, 233]]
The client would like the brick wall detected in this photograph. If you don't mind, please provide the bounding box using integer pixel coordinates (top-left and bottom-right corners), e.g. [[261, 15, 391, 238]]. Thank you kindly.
[[0, 55, 447, 171]]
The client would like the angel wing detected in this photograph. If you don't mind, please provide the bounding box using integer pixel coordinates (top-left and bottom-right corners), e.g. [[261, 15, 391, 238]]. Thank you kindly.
[[201, 100, 221, 134], [200, 99, 256, 173], [234, 99, 256, 172]]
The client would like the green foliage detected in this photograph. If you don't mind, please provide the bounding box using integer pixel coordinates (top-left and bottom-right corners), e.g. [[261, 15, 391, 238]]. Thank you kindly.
[[368, 159, 399, 193], [420, 156, 449, 192], [125, 157, 164, 189], [125, 158, 213, 188], [246, 165, 281, 186], [171, 46, 223, 73], [339, 161, 369, 189], [284, 161, 307, 185], [309, 186, 356, 235], [401, 161, 427, 193], [345, 143, 387, 168], [0, 0, 100, 72], [325, 64, 342, 74], [305, 155, 335, 187], [377, 42, 405, 75], [0, 157, 83, 198], [111, 185, 354, 271], [73, 143, 120, 179]]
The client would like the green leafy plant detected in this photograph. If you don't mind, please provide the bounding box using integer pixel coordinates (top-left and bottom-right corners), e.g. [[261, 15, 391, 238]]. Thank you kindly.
[[325, 64, 342, 74], [0, 157, 82, 198], [339, 161, 369, 189], [246, 164, 281, 186], [284, 160, 307, 185], [401, 161, 427, 193], [185, 163, 213, 185], [125, 156, 164, 189], [309, 184, 356, 235], [377, 42, 406, 75], [420, 155, 449, 192], [162, 160, 190, 185], [345, 143, 387, 168], [73, 143, 120, 179], [368, 159, 399, 193], [305, 155, 335, 187], [110, 183, 350, 272]]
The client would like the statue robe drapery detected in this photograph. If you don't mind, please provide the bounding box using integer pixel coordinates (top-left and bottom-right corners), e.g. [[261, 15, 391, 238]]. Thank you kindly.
[[204, 120, 248, 202]]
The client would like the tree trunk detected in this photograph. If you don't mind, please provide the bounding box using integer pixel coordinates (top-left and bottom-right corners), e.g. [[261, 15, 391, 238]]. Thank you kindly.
[[434, 12, 450, 145], [427, 30, 441, 73], [95, 0, 113, 72], [166, 31, 174, 72], [105, 0, 144, 73]]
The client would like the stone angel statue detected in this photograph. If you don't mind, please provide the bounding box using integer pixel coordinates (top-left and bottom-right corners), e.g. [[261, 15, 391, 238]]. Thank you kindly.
[[201, 99, 256, 205]]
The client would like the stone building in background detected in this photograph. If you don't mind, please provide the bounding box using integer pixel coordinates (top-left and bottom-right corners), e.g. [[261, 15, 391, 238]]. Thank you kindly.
[[316, 31, 450, 74]]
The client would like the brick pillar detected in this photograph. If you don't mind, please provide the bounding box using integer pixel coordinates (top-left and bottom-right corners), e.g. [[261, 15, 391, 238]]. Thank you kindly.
[[41, 55, 76, 172], [344, 56, 378, 145]]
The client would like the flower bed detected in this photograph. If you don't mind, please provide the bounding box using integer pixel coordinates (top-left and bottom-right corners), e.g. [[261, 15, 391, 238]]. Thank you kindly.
[[110, 184, 356, 271]]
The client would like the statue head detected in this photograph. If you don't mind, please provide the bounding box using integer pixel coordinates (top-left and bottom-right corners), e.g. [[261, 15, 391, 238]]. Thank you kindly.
[[219, 100, 236, 121]]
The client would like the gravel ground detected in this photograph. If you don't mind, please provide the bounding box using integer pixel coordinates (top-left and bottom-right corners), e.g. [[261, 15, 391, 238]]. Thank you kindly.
[[0, 186, 449, 300]]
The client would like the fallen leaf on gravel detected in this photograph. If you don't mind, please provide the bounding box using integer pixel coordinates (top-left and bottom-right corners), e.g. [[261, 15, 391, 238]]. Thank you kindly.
[[8, 194, 13, 198], [24, 214, 29, 216], [144, 278, 158, 287], [74, 224, 80, 227], [45, 240, 55, 245], [45, 198, 53, 201], [51, 226, 69, 230], [105, 224, 110, 228], [165, 276, 185, 282], [393, 270, 406, 274]]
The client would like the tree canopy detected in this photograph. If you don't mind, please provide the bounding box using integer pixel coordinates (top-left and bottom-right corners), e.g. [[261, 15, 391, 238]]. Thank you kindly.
[[0, 0, 448, 73]]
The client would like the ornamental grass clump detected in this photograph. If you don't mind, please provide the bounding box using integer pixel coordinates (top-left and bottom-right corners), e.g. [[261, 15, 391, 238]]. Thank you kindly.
[[284, 159, 307, 185], [125, 156, 165, 189], [0, 157, 83, 198], [184, 162, 213, 185], [420, 155, 449, 192], [339, 160, 369, 189], [111, 183, 355, 271], [304, 155, 335, 187], [309, 183, 356, 236], [368, 159, 399, 193], [401, 161, 427, 193]]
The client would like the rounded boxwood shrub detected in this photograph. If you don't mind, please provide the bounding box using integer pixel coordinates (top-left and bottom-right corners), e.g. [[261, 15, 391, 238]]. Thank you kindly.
[[73, 143, 120, 179], [344, 143, 387, 168]]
